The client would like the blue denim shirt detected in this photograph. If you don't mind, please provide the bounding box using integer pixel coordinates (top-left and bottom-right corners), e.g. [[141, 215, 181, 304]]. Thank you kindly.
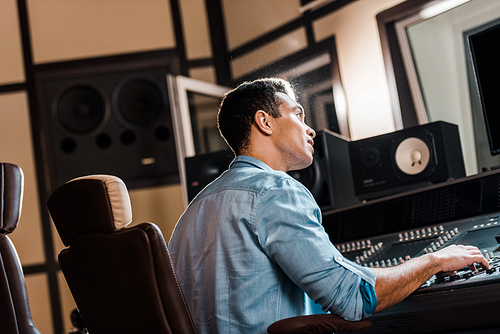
[[168, 156, 377, 333]]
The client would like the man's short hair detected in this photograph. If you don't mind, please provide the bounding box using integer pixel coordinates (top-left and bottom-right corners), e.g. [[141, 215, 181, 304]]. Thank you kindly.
[[217, 78, 295, 155]]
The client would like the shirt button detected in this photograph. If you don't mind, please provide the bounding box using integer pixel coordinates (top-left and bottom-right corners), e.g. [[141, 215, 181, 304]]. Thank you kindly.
[[336, 256, 343, 262]]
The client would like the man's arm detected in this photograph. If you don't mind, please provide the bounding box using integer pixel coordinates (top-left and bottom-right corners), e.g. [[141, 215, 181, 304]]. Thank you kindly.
[[371, 244, 490, 313]]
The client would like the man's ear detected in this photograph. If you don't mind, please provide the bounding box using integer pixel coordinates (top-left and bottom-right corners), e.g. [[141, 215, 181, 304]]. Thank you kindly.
[[254, 110, 273, 135]]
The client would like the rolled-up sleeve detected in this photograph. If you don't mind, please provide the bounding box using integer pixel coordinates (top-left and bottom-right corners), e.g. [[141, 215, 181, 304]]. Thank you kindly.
[[255, 177, 377, 321]]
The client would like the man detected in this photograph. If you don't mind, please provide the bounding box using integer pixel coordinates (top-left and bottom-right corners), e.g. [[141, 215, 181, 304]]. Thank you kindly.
[[168, 78, 489, 333]]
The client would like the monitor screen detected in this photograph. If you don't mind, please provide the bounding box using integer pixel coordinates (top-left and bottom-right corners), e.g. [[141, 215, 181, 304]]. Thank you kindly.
[[467, 19, 500, 156]]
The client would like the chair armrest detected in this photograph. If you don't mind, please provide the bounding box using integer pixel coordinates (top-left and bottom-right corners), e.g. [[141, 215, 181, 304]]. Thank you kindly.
[[267, 314, 372, 334]]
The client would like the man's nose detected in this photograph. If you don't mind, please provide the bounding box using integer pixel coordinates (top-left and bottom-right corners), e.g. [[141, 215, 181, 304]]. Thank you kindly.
[[307, 127, 316, 139]]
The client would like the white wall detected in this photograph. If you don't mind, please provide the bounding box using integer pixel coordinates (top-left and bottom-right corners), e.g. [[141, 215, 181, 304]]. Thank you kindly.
[[313, 0, 406, 140]]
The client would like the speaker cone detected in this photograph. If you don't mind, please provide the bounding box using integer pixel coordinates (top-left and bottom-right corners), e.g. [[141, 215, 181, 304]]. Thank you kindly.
[[359, 146, 381, 169], [394, 137, 431, 176], [114, 76, 166, 128], [53, 84, 109, 136]]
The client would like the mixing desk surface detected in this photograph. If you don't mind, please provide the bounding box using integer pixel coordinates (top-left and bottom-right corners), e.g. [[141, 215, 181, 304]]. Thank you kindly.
[[335, 213, 500, 333], [321, 169, 500, 333]]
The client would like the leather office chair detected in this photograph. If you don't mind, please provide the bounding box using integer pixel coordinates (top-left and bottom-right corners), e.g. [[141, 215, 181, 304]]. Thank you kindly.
[[47, 175, 198, 334], [0, 162, 42, 334], [48, 174, 371, 334]]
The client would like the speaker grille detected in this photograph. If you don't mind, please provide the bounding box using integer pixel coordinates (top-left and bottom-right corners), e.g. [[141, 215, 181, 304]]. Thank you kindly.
[[407, 187, 457, 226]]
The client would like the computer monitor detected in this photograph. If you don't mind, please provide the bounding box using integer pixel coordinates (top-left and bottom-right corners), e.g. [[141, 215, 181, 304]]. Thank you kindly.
[[466, 18, 500, 156]]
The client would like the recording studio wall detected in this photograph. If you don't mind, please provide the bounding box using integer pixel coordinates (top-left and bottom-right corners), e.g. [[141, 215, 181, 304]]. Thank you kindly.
[[33, 51, 180, 191]]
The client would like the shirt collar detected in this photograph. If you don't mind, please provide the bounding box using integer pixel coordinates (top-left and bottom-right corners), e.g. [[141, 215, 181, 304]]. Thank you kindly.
[[230, 155, 274, 172]]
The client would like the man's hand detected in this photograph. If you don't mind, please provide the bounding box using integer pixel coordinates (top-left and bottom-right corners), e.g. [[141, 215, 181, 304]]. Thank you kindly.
[[430, 244, 490, 275], [372, 244, 490, 313]]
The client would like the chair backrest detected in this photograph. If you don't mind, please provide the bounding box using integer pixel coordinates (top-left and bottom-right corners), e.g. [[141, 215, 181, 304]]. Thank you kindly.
[[47, 175, 197, 334], [0, 163, 42, 334]]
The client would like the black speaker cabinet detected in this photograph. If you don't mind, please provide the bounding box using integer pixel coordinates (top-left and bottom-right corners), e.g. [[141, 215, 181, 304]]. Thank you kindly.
[[349, 121, 466, 200], [185, 131, 357, 211], [33, 50, 180, 190], [288, 130, 357, 211], [185, 150, 235, 202]]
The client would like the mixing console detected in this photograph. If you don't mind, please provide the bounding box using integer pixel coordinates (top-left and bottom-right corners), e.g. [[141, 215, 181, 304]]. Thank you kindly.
[[320, 169, 500, 332], [335, 213, 500, 294], [332, 212, 500, 333]]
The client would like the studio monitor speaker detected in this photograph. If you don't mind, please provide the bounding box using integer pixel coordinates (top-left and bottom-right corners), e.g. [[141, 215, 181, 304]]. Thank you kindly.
[[185, 150, 235, 202], [288, 130, 357, 211], [185, 130, 357, 211], [33, 51, 180, 190], [349, 121, 466, 200]]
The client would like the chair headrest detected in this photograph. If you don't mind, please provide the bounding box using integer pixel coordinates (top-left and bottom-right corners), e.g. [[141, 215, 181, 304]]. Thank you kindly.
[[47, 175, 132, 247], [0, 163, 24, 235]]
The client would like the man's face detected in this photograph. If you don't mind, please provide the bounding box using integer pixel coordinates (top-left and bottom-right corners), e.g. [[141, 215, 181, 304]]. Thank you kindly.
[[271, 92, 316, 172]]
